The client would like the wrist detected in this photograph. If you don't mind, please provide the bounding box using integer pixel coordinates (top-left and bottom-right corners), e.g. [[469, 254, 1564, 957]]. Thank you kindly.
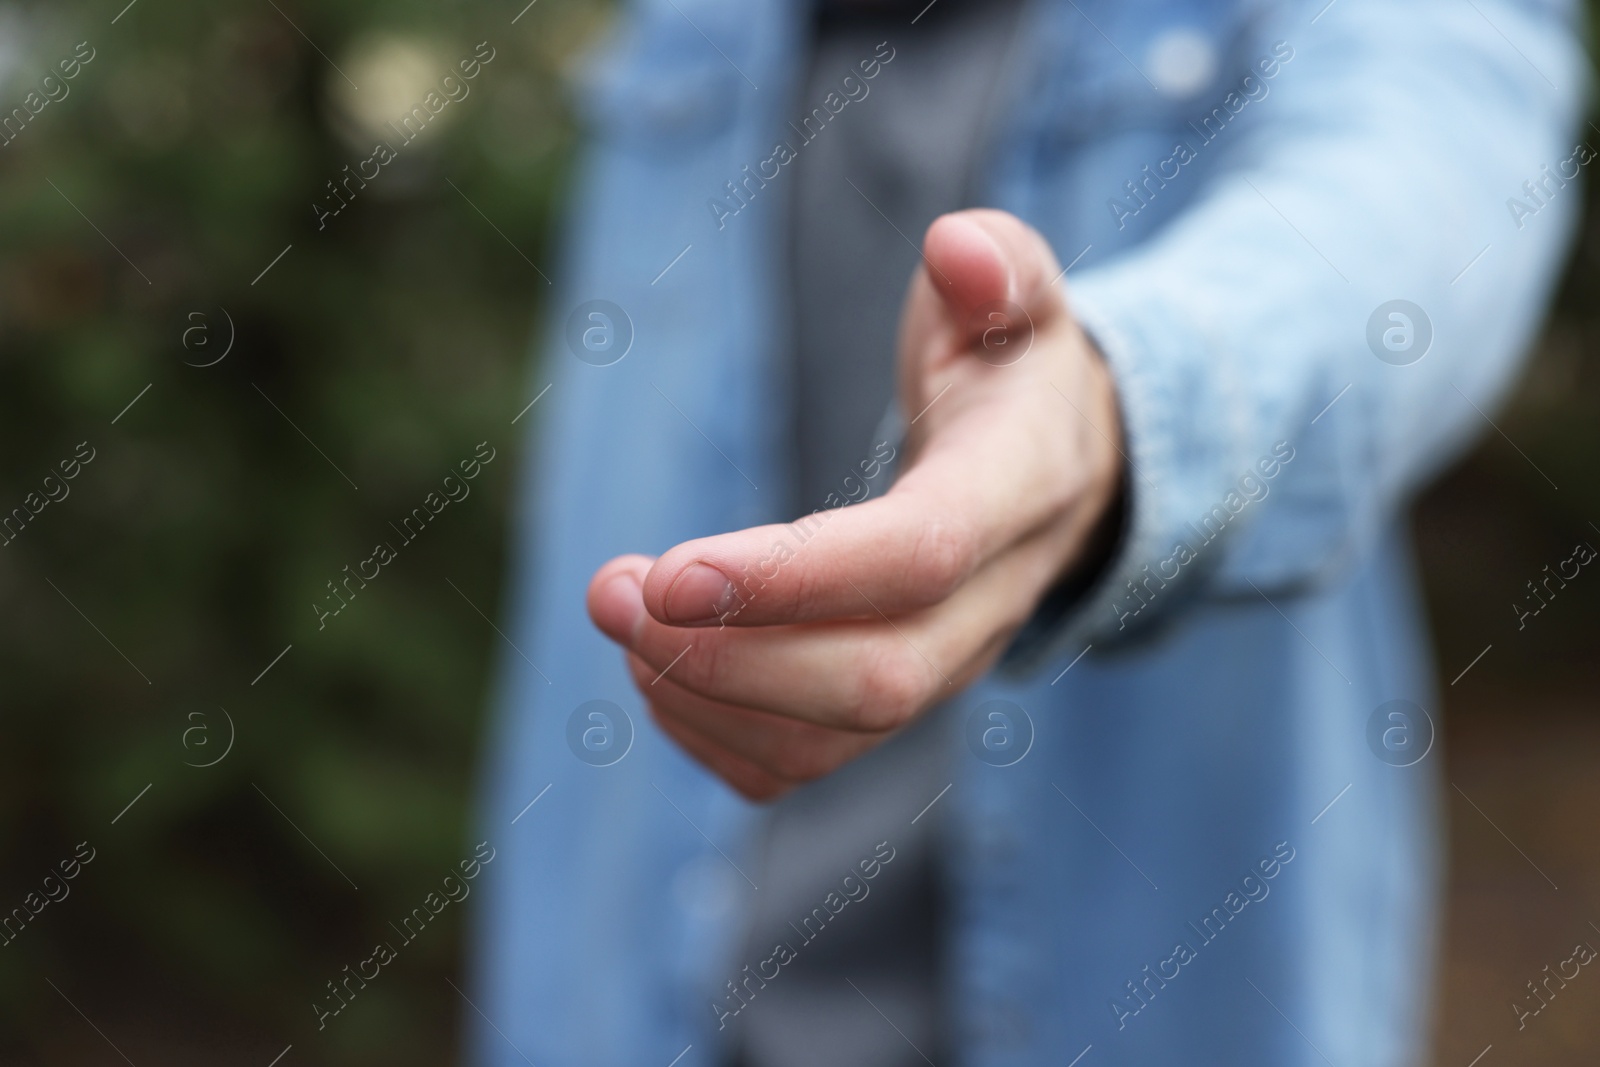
[[1034, 322, 1128, 609]]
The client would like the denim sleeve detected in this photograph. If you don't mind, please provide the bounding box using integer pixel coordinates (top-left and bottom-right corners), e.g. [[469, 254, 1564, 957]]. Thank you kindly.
[[1004, 0, 1588, 671]]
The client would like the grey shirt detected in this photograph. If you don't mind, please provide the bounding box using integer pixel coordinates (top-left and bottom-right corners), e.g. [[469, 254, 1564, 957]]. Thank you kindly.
[[728, 3, 1025, 1066]]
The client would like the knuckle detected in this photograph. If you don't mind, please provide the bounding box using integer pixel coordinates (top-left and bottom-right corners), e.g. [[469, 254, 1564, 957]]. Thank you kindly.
[[853, 648, 931, 731], [672, 634, 731, 698], [786, 564, 827, 624], [909, 518, 976, 604]]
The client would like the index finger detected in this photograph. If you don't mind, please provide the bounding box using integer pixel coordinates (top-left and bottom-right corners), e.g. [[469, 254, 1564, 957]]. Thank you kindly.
[[640, 477, 978, 628], [639, 401, 1081, 628]]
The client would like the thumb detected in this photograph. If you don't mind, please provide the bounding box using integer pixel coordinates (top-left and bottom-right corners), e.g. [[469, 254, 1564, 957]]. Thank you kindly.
[[916, 209, 1067, 354]]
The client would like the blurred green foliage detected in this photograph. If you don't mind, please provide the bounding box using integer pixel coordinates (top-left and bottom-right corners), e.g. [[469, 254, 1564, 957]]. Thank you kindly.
[[0, 0, 605, 1062], [0, 1, 1595, 1064]]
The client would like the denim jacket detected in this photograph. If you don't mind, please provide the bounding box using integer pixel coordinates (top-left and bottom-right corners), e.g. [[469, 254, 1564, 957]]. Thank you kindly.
[[470, 2, 1584, 1064]]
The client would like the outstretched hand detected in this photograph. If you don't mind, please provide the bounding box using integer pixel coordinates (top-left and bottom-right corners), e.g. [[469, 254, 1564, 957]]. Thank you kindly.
[[588, 209, 1123, 800]]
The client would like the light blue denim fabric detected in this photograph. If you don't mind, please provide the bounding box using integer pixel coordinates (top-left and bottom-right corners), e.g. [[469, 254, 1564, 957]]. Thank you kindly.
[[469, 2, 1586, 1065]]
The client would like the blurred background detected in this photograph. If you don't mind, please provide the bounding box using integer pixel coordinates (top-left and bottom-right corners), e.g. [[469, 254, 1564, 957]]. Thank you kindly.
[[0, 0, 1593, 1063]]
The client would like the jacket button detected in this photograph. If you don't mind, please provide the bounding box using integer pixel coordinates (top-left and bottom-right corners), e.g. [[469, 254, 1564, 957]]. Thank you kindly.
[[1146, 28, 1216, 98]]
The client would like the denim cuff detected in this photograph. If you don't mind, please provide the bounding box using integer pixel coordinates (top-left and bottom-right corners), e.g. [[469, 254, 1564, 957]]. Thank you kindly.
[[999, 266, 1257, 676]]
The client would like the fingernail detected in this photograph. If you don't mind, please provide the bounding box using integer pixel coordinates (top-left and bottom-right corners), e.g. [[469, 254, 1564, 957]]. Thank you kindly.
[[592, 571, 645, 643], [664, 562, 735, 625]]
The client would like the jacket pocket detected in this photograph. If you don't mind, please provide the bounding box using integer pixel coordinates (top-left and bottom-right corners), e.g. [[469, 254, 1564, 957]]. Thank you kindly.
[[1033, 0, 1268, 144]]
